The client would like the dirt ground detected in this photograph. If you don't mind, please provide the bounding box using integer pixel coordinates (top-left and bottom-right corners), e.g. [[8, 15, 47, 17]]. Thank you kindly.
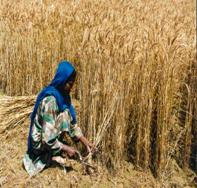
[[0, 119, 196, 188]]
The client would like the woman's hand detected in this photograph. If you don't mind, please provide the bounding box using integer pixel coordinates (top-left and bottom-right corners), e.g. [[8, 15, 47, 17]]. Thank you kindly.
[[62, 144, 77, 157], [86, 142, 96, 153], [78, 136, 96, 154]]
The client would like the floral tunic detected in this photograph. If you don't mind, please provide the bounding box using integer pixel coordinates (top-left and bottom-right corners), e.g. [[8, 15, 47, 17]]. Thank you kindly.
[[23, 96, 82, 176]]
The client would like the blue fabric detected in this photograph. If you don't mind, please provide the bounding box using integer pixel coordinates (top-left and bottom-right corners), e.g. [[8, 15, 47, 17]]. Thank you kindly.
[[27, 61, 77, 151]]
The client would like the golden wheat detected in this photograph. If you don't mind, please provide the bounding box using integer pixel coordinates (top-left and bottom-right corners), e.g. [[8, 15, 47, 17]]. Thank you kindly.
[[0, 0, 196, 180]]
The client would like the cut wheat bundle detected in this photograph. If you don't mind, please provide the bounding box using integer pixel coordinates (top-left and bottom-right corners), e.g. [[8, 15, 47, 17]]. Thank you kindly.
[[0, 95, 36, 134]]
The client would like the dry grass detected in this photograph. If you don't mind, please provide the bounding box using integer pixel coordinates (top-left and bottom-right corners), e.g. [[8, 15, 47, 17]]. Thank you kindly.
[[0, 0, 196, 184]]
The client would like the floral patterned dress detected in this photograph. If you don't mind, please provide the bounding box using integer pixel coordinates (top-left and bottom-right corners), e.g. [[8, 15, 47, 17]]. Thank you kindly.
[[23, 96, 82, 176]]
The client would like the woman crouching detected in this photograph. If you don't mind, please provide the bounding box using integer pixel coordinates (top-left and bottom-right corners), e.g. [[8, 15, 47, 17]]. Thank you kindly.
[[23, 61, 94, 176]]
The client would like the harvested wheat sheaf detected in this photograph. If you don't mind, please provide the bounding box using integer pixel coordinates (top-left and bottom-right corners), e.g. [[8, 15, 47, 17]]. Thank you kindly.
[[0, 96, 36, 134]]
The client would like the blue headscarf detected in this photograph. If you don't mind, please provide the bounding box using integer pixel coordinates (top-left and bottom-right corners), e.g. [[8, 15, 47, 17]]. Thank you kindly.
[[27, 61, 77, 151]]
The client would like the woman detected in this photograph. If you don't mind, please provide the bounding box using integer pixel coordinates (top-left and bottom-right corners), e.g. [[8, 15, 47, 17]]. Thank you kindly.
[[23, 61, 94, 176]]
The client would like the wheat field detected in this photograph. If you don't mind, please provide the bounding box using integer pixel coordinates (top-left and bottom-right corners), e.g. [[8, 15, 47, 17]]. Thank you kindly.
[[0, 0, 196, 187]]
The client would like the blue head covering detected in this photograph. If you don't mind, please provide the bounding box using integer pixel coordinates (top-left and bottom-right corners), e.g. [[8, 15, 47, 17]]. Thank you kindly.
[[27, 60, 77, 151]]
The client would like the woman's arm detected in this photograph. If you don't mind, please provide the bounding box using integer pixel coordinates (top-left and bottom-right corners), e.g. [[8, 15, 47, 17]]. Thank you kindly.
[[78, 135, 95, 153], [69, 123, 95, 153]]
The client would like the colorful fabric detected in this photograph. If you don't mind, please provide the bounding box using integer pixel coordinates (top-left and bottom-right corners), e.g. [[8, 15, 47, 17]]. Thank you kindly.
[[28, 61, 77, 152], [23, 96, 83, 176]]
